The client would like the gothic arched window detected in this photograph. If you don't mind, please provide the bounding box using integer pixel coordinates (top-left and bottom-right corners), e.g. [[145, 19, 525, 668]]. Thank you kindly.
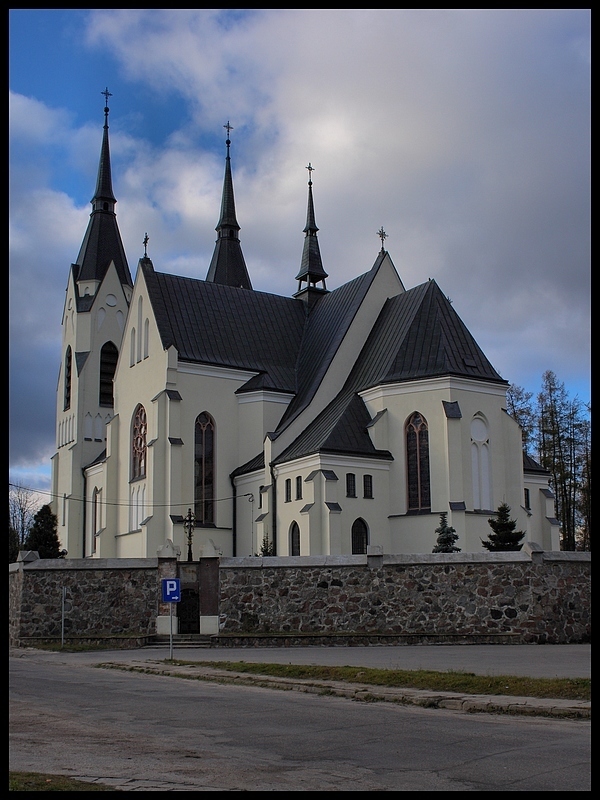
[[195, 412, 215, 525], [471, 414, 492, 511], [131, 404, 147, 480], [63, 346, 72, 411], [406, 412, 431, 511], [290, 521, 300, 556], [99, 341, 118, 406], [351, 518, 369, 554]]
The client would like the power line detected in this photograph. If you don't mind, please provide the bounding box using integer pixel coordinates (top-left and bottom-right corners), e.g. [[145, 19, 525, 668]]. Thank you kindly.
[[8, 483, 253, 511]]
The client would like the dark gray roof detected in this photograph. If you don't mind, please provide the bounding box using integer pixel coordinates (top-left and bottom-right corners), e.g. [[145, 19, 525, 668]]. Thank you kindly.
[[74, 210, 131, 293], [142, 260, 306, 393], [275, 253, 386, 432], [275, 393, 393, 465], [273, 277, 505, 466], [523, 452, 550, 474]]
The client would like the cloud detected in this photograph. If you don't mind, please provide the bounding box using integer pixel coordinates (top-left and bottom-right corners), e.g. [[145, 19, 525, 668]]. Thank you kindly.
[[9, 9, 590, 487]]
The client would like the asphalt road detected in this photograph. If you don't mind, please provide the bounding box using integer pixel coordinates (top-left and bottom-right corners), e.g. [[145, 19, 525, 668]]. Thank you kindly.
[[10, 645, 591, 792]]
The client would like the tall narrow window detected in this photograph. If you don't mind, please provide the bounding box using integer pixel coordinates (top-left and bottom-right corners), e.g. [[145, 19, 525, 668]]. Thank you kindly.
[[195, 412, 215, 524], [471, 415, 491, 510], [285, 479, 292, 503], [63, 346, 72, 411], [131, 404, 147, 480], [351, 518, 369, 554], [290, 521, 300, 556], [363, 474, 373, 499], [346, 473, 356, 497], [99, 341, 118, 406], [406, 412, 431, 511], [295, 476, 303, 500]]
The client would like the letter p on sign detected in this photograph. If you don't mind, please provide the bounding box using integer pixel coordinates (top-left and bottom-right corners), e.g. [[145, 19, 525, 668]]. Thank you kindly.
[[161, 578, 181, 603]]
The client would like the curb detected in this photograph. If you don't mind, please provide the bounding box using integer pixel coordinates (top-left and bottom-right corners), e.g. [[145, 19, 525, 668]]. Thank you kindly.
[[99, 661, 591, 720]]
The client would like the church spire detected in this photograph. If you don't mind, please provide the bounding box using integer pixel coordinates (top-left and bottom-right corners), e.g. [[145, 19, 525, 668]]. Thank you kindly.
[[205, 122, 252, 290], [73, 89, 131, 290], [294, 163, 328, 305]]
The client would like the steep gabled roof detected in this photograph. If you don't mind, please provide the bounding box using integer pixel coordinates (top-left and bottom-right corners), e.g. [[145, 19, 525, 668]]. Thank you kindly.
[[275, 251, 388, 432], [273, 277, 505, 466], [141, 260, 305, 392], [349, 278, 505, 390], [276, 393, 393, 464]]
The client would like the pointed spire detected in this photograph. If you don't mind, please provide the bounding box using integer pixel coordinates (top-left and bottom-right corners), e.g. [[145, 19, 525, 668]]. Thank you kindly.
[[73, 89, 132, 291], [206, 122, 252, 290], [294, 164, 328, 304], [92, 88, 117, 210]]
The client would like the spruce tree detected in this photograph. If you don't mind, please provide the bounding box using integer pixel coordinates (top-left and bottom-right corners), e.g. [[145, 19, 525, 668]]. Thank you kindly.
[[432, 512, 461, 553], [24, 504, 63, 559], [481, 502, 525, 551]]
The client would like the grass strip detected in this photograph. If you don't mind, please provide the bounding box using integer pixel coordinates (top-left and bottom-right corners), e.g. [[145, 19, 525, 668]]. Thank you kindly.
[[9, 771, 119, 791], [167, 660, 590, 701]]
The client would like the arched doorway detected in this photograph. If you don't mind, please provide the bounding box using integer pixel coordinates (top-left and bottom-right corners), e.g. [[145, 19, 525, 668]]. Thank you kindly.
[[351, 518, 369, 555]]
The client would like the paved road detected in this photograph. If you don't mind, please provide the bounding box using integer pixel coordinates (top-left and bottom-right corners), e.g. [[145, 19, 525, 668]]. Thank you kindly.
[[13, 642, 590, 677], [10, 649, 592, 792]]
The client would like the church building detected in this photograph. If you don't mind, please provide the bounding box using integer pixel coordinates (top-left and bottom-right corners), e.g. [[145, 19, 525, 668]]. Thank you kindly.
[[50, 98, 559, 560]]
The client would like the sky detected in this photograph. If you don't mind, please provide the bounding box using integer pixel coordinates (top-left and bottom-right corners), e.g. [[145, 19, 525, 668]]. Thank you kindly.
[[9, 9, 591, 499]]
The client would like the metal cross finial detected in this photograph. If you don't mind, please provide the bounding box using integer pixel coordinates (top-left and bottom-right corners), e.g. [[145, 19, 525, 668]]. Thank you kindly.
[[224, 121, 233, 137], [183, 508, 196, 562], [377, 226, 388, 251], [143, 233, 149, 257], [101, 87, 112, 107], [306, 162, 314, 185]]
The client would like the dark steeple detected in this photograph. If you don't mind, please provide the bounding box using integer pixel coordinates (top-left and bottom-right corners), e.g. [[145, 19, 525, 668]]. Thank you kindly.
[[73, 89, 132, 291], [206, 122, 252, 290], [294, 163, 328, 306]]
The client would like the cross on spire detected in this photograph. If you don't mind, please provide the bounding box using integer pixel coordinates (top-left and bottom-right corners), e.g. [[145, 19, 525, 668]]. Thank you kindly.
[[101, 87, 112, 125], [224, 120, 233, 140], [377, 226, 388, 251], [306, 162, 314, 185], [143, 232, 149, 257]]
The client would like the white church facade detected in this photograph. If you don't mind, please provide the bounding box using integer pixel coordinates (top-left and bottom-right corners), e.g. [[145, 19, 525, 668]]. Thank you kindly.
[[50, 100, 560, 560]]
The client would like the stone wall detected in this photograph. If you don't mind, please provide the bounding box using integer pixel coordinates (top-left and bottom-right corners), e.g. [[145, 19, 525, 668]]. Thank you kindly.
[[9, 557, 164, 647], [9, 546, 591, 647], [218, 549, 591, 645]]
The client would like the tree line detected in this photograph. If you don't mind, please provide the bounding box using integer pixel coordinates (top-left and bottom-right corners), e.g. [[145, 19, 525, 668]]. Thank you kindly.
[[507, 370, 591, 551]]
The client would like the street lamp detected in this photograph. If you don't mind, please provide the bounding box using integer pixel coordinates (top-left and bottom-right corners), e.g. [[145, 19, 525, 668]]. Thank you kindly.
[[183, 508, 196, 562]]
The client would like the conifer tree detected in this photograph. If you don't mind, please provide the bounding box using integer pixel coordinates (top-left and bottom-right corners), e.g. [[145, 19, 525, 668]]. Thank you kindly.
[[24, 504, 63, 559], [481, 502, 525, 551], [432, 512, 461, 553]]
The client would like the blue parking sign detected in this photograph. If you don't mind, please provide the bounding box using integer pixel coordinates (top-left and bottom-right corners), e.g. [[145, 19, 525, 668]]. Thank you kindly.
[[161, 578, 181, 603]]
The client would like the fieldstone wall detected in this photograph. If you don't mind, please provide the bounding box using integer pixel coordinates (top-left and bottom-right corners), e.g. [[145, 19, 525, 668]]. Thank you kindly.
[[218, 550, 591, 645], [9, 546, 591, 647], [9, 557, 164, 647]]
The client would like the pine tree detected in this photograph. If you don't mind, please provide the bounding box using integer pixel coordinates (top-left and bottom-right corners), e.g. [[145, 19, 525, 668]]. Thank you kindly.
[[432, 512, 460, 553], [481, 502, 525, 551], [24, 504, 63, 559]]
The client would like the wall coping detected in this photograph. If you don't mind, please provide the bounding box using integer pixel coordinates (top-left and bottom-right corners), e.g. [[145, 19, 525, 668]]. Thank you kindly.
[[10, 558, 159, 571], [9, 550, 590, 573]]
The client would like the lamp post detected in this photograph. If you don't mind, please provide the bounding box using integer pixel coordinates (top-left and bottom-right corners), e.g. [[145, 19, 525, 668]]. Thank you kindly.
[[183, 508, 196, 562]]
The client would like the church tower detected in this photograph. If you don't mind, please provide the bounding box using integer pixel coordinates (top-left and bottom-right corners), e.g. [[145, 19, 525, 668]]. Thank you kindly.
[[50, 90, 133, 557]]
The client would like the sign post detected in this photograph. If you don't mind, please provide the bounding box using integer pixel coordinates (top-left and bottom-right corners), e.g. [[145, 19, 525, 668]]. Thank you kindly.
[[161, 578, 181, 661]]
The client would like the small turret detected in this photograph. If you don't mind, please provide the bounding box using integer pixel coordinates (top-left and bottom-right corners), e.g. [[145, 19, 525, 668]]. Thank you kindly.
[[294, 163, 328, 307]]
